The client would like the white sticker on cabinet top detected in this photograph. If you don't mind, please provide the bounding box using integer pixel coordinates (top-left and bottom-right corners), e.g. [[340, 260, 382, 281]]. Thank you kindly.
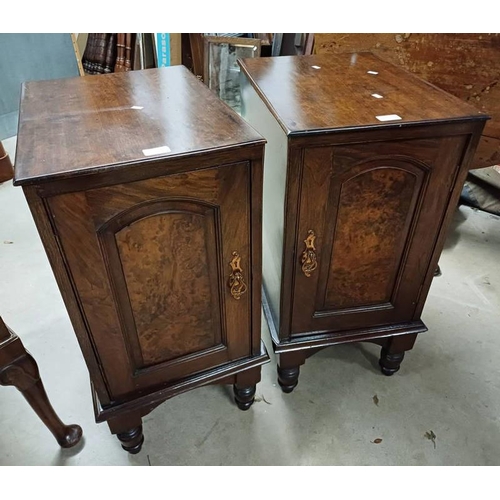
[[142, 146, 172, 156], [376, 114, 402, 122]]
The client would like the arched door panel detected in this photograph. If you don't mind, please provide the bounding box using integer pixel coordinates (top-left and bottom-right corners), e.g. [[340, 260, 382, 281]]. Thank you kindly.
[[291, 136, 467, 336]]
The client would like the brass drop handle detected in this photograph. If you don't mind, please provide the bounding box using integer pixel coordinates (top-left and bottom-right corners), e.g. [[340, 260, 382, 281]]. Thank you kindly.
[[228, 252, 248, 300], [301, 230, 318, 277]]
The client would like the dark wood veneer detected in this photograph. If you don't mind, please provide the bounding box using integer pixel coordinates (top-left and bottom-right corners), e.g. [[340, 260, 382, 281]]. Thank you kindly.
[[239, 53, 486, 135], [15, 67, 269, 453], [240, 53, 488, 392]]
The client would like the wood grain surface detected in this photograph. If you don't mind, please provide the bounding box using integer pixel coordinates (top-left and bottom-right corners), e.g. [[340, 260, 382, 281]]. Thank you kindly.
[[314, 33, 499, 167], [291, 135, 469, 335], [325, 167, 416, 309], [46, 163, 252, 399], [115, 206, 220, 366], [241, 54, 486, 386], [18, 66, 268, 446], [14, 65, 262, 186], [239, 52, 488, 136]]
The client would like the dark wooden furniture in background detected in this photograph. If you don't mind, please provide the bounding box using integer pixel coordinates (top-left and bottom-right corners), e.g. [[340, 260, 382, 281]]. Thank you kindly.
[[239, 53, 488, 392], [314, 34, 500, 169], [14, 66, 269, 453], [182, 33, 205, 81], [0, 316, 82, 447], [0, 142, 14, 183]]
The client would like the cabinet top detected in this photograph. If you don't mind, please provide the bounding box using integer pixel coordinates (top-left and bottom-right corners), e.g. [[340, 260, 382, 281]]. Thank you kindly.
[[14, 66, 264, 186], [239, 53, 489, 136]]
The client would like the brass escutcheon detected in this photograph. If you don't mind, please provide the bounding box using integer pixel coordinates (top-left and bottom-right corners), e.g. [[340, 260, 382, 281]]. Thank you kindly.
[[228, 252, 247, 299], [301, 230, 318, 277]]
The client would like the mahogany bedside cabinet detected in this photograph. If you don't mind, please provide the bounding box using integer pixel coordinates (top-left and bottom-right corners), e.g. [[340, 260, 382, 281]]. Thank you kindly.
[[14, 66, 269, 453], [239, 53, 488, 393]]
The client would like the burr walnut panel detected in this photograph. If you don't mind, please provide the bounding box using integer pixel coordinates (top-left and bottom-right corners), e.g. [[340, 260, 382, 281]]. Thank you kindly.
[[47, 162, 252, 399], [15, 65, 268, 452], [291, 136, 469, 336], [239, 52, 487, 392], [325, 167, 416, 309], [100, 200, 223, 369], [325, 166, 418, 309]]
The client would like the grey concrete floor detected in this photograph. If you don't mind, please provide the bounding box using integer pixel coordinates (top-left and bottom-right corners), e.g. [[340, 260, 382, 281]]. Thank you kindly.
[[1, 135, 500, 465]]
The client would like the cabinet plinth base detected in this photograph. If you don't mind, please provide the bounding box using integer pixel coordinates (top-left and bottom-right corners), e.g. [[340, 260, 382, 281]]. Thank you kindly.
[[265, 288, 423, 390], [94, 342, 270, 453]]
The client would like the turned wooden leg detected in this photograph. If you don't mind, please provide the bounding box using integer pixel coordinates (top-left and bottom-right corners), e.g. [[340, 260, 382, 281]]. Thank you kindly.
[[0, 319, 83, 448], [116, 426, 144, 454], [378, 334, 418, 376], [233, 367, 261, 411], [277, 366, 300, 393], [233, 385, 256, 411], [379, 348, 405, 376], [108, 413, 144, 454], [276, 350, 312, 394]]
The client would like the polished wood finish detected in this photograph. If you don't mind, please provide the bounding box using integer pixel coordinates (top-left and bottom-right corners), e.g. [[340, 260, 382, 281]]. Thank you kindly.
[[240, 53, 485, 135], [233, 366, 261, 411], [291, 135, 469, 335], [314, 33, 500, 169], [15, 66, 262, 186], [240, 53, 488, 391], [0, 317, 83, 448], [15, 66, 269, 452]]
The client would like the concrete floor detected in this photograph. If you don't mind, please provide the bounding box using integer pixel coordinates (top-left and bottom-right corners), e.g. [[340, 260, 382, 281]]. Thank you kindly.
[[1, 135, 500, 465]]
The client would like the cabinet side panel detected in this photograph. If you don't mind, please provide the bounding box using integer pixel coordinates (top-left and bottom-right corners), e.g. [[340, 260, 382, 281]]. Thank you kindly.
[[22, 186, 111, 404], [414, 122, 486, 317], [241, 76, 287, 328]]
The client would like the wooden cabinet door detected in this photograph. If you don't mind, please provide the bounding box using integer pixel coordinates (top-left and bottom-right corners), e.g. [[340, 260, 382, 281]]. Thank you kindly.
[[291, 136, 468, 336], [48, 163, 252, 400]]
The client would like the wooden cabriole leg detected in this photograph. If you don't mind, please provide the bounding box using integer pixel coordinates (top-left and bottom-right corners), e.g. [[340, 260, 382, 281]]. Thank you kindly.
[[107, 412, 144, 454], [233, 366, 261, 411], [276, 350, 310, 394], [378, 333, 418, 376], [0, 141, 14, 183], [0, 318, 83, 448]]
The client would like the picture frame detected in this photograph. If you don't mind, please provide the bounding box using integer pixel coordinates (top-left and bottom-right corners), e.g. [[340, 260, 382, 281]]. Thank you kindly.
[[203, 36, 261, 114]]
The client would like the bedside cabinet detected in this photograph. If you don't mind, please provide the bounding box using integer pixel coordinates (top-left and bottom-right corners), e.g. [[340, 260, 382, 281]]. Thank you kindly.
[[14, 66, 269, 453], [239, 53, 488, 392]]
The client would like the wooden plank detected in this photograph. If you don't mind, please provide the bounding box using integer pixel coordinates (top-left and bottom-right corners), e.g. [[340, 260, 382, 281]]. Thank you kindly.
[[71, 33, 85, 76], [189, 33, 204, 80], [169, 33, 182, 66], [315, 33, 500, 168]]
